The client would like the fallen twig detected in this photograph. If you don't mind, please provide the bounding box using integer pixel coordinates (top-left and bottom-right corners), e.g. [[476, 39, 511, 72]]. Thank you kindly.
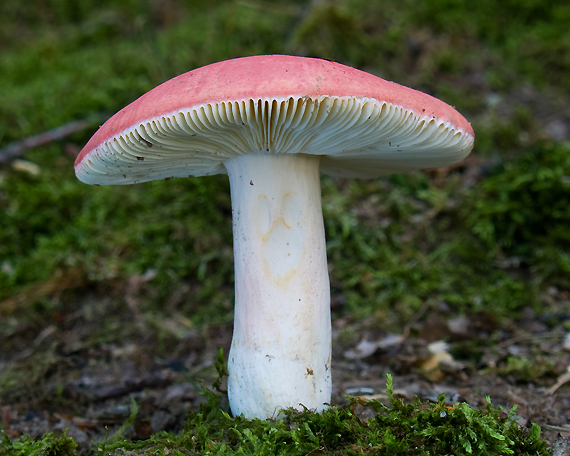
[[85, 373, 172, 401], [545, 368, 570, 396], [0, 115, 106, 165]]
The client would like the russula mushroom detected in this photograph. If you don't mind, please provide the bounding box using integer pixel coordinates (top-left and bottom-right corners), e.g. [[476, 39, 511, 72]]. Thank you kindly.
[[75, 55, 474, 419]]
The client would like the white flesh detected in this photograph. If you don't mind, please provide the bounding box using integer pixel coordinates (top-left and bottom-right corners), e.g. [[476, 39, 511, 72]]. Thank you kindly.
[[224, 152, 331, 419]]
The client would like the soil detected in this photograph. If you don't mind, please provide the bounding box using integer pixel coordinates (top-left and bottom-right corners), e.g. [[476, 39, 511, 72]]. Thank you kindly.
[[2, 288, 570, 454]]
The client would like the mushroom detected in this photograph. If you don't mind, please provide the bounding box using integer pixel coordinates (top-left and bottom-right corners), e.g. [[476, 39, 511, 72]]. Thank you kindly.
[[75, 55, 474, 419]]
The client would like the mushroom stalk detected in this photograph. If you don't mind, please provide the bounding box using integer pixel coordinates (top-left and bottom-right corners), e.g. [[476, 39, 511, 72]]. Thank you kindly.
[[224, 152, 331, 419]]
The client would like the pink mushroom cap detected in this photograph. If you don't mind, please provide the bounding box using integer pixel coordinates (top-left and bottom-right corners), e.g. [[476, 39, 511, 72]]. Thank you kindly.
[[75, 55, 474, 183]]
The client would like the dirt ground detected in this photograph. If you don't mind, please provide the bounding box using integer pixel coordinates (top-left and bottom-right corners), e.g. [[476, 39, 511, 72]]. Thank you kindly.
[[2, 287, 570, 454]]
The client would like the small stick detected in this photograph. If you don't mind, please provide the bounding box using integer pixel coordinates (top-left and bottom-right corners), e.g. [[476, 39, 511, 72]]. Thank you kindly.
[[545, 369, 570, 396], [0, 115, 106, 165]]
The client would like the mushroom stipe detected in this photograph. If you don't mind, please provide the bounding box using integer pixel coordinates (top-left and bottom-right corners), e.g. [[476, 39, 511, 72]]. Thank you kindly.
[[75, 55, 474, 419]]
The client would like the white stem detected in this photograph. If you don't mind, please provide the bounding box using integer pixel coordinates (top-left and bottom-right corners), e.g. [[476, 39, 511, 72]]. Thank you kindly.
[[224, 152, 331, 419]]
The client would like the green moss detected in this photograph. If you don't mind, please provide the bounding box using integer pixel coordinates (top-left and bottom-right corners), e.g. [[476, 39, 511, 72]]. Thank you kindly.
[[1, 0, 567, 327], [497, 356, 558, 383], [0, 430, 77, 456], [292, 3, 375, 67], [402, 0, 570, 90], [466, 141, 570, 285]]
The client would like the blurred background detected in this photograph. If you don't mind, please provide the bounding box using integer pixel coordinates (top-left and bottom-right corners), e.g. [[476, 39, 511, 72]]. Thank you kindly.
[[1, 0, 570, 447]]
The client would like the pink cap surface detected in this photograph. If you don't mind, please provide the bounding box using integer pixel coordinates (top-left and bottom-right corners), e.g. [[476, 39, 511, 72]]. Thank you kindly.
[[75, 55, 474, 182]]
